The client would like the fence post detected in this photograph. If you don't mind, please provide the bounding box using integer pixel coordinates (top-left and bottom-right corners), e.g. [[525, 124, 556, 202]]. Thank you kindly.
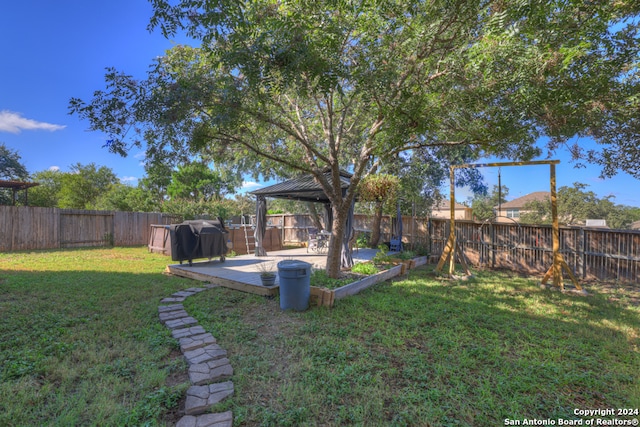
[[492, 224, 498, 269], [577, 228, 585, 279], [428, 218, 432, 256]]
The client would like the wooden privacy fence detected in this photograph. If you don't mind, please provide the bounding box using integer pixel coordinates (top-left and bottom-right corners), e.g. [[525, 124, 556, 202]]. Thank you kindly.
[[0, 206, 179, 251], [268, 214, 639, 283], [427, 219, 639, 283], [2, 207, 637, 283], [267, 213, 431, 246]]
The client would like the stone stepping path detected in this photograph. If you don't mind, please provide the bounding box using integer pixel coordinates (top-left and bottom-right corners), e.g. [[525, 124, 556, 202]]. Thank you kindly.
[[158, 284, 234, 426], [176, 411, 233, 427]]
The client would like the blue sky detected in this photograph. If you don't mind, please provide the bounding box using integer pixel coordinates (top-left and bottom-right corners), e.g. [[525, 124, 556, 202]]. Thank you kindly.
[[1, 1, 639, 207]]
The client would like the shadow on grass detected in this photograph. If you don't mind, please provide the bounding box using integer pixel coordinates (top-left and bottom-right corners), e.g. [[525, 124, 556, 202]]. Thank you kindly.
[[0, 269, 192, 426]]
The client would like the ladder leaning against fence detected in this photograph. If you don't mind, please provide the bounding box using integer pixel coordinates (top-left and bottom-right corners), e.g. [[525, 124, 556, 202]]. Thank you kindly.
[[241, 215, 255, 255]]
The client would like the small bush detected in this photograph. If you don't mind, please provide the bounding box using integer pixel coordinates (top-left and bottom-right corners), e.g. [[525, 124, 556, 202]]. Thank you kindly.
[[351, 262, 378, 275], [372, 244, 392, 265], [356, 232, 370, 248], [310, 269, 354, 290], [397, 250, 416, 260]]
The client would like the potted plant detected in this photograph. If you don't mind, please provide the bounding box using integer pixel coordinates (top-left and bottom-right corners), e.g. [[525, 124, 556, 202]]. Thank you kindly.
[[257, 261, 277, 286]]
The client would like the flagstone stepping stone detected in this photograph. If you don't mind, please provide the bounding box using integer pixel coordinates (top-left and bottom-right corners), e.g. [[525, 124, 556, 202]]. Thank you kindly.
[[188, 358, 233, 385], [172, 325, 208, 340], [176, 411, 233, 427], [183, 344, 227, 365], [159, 309, 190, 324], [158, 304, 184, 313], [185, 382, 234, 415], [180, 333, 217, 352], [184, 287, 207, 293], [165, 316, 198, 329], [173, 290, 199, 298], [161, 296, 186, 303]]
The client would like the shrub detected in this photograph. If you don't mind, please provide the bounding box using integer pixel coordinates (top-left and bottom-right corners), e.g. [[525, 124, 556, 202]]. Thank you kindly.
[[372, 244, 392, 265], [351, 262, 378, 275]]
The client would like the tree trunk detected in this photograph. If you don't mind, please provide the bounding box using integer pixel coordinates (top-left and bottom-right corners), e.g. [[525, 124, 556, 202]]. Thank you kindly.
[[368, 201, 384, 247], [325, 203, 346, 278]]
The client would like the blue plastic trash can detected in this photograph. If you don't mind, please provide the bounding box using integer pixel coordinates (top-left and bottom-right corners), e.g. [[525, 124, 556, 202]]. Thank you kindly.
[[277, 260, 311, 311]]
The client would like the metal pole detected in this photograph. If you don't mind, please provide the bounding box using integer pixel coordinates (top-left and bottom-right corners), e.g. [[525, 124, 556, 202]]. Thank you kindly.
[[449, 167, 456, 275]]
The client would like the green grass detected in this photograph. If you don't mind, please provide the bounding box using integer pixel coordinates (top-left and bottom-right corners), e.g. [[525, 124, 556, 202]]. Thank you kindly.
[[0, 247, 193, 426], [184, 267, 640, 426], [2, 248, 639, 426]]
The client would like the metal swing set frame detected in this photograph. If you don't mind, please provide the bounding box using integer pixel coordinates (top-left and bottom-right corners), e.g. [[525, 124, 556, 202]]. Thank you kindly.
[[435, 160, 582, 291]]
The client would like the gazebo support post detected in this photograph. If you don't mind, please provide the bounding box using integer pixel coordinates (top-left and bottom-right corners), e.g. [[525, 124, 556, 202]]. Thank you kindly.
[[254, 195, 268, 256]]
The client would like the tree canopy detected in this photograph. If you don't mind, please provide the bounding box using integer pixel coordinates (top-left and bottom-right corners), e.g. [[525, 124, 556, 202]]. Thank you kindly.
[[0, 142, 30, 205], [0, 143, 28, 181], [71, 0, 640, 276], [471, 184, 510, 221]]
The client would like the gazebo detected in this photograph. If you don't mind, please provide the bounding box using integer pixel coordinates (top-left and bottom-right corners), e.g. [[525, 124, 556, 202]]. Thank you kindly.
[[0, 180, 39, 206], [249, 170, 356, 268]]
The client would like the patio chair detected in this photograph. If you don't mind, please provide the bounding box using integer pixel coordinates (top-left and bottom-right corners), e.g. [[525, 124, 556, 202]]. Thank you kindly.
[[390, 237, 402, 252], [307, 228, 319, 253]]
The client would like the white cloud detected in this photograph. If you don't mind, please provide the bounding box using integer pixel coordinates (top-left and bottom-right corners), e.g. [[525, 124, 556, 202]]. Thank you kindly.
[[48, 166, 60, 172], [120, 176, 138, 184], [241, 181, 262, 190], [0, 110, 66, 133]]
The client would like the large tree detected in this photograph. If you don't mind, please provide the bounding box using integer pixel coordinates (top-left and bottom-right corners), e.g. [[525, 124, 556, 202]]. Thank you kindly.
[[28, 169, 63, 207], [167, 160, 241, 201], [358, 173, 400, 247], [0, 143, 28, 181], [471, 184, 510, 221], [58, 163, 119, 210], [71, 0, 640, 277]]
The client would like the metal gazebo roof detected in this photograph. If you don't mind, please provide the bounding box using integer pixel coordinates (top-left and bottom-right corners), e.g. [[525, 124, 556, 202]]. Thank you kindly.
[[0, 180, 39, 191], [0, 180, 40, 206], [249, 171, 352, 202]]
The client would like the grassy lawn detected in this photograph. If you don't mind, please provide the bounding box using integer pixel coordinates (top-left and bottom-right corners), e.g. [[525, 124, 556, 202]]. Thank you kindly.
[[1, 247, 639, 426], [185, 269, 640, 426], [0, 247, 193, 426]]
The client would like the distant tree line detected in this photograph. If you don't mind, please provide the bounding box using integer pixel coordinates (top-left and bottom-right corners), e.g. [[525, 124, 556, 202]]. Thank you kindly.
[[0, 142, 255, 219]]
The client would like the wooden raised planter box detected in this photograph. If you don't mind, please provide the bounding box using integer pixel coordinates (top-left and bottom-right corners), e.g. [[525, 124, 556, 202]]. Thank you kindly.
[[389, 255, 429, 273], [413, 256, 428, 267], [310, 264, 404, 308], [309, 255, 428, 308]]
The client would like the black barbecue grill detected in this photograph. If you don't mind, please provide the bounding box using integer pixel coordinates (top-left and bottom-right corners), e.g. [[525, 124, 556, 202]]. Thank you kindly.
[[169, 218, 229, 266]]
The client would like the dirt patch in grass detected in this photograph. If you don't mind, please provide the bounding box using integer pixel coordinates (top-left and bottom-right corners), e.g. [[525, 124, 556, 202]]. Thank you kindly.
[[587, 281, 640, 306]]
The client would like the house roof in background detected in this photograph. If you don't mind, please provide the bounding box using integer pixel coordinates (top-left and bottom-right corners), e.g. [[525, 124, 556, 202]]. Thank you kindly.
[[499, 191, 550, 209], [433, 199, 468, 211]]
